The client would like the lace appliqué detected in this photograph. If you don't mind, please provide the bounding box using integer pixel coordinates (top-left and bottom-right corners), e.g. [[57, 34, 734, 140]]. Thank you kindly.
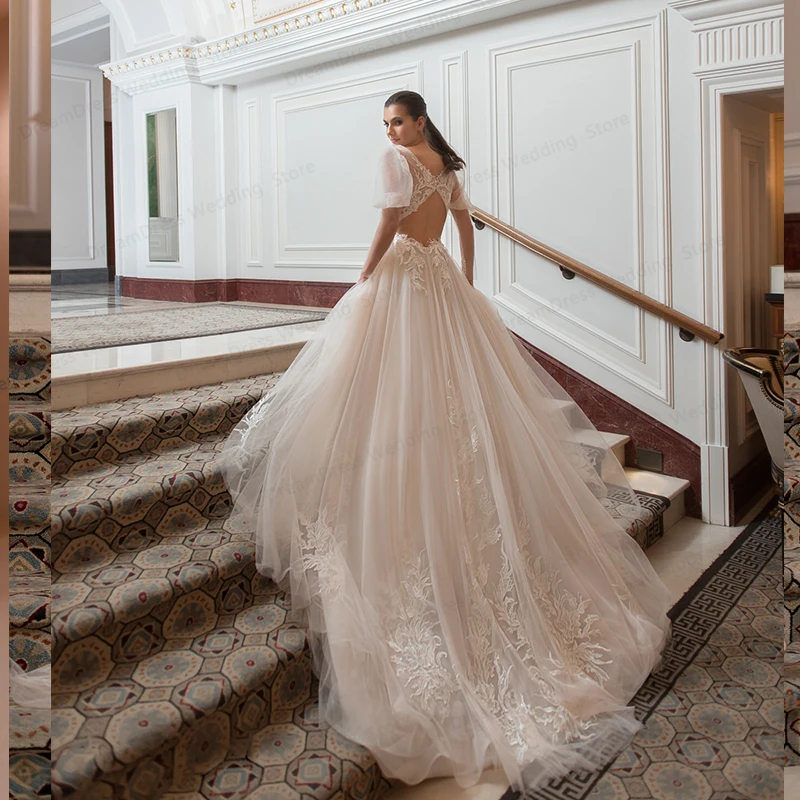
[[394, 234, 453, 295], [297, 502, 348, 602], [444, 380, 610, 758], [397, 150, 453, 220], [384, 548, 458, 720]]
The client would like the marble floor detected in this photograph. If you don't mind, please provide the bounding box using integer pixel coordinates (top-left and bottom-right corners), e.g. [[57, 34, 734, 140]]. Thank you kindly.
[[51, 283, 779, 800], [51, 282, 327, 380]]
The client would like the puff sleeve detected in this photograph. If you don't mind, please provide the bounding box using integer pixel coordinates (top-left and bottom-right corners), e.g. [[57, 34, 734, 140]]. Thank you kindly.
[[449, 169, 475, 215], [372, 146, 413, 209]]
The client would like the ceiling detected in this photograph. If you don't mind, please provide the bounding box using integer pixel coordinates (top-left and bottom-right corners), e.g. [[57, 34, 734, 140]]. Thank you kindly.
[[731, 88, 785, 114], [52, 23, 110, 66]]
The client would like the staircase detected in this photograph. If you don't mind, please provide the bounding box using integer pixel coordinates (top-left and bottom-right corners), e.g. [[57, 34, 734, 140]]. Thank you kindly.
[[9, 334, 53, 800], [49, 364, 691, 799]]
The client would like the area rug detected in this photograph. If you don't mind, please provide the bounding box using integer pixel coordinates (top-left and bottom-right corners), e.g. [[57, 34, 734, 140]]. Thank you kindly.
[[51, 303, 329, 353], [500, 498, 782, 800]]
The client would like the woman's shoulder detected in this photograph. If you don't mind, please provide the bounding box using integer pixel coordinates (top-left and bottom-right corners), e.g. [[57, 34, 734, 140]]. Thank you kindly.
[[379, 144, 412, 170]]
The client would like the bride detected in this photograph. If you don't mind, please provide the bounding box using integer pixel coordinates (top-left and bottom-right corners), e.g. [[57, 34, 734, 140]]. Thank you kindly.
[[219, 90, 671, 793]]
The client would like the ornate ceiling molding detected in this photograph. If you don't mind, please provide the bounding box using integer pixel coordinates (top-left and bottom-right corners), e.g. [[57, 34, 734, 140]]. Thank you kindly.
[[102, 0, 389, 91], [101, 0, 580, 94], [669, 0, 780, 23]]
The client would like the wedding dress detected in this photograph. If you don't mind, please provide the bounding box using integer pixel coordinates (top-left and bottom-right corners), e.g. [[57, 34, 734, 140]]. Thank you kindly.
[[219, 142, 671, 792], [10, 659, 51, 708]]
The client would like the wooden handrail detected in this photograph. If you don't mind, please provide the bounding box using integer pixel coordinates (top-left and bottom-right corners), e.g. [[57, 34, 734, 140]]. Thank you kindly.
[[471, 208, 724, 345]]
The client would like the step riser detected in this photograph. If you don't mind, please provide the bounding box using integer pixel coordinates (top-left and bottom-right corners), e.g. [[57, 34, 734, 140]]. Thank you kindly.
[[52, 341, 302, 411]]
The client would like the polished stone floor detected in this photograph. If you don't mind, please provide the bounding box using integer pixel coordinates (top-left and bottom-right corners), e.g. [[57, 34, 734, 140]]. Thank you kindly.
[[51, 282, 326, 382]]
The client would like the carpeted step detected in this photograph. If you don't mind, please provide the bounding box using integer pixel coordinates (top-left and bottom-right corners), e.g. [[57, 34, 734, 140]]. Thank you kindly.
[[9, 335, 51, 402], [51, 434, 232, 545], [10, 400, 51, 484], [51, 374, 280, 480], [10, 702, 51, 800], [785, 466, 800, 508], [9, 336, 53, 800], [52, 516, 257, 660], [51, 382, 668, 553], [160, 688, 392, 800], [10, 484, 51, 574], [52, 588, 312, 799], [11, 573, 51, 631], [787, 642, 800, 744]]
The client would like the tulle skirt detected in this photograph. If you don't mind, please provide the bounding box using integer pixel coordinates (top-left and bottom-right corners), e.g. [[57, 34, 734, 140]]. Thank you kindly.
[[10, 659, 51, 708], [218, 231, 671, 792]]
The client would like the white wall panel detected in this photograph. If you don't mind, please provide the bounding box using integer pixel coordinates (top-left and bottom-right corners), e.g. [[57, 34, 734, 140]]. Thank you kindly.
[[51, 65, 107, 270]]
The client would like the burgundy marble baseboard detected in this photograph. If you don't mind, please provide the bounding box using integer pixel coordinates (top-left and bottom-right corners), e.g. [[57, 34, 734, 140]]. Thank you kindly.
[[120, 277, 349, 307], [512, 333, 703, 519]]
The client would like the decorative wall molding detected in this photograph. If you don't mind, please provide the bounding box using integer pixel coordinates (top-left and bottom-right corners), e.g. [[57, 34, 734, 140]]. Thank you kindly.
[[489, 11, 673, 406], [440, 49, 469, 257], [100, 0, 580, 94], [270, 64, 421, 268], [243, 97, 263, 268], [669, 0, 780, 23], [695, 59, 782, 524], [669, 0, 782, 72]]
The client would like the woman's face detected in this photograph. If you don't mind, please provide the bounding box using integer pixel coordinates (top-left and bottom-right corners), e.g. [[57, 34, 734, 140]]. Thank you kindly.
[[383, 104, 422, 146]]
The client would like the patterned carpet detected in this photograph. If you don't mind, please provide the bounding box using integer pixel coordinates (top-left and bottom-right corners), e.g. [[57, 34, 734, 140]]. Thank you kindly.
[[785, 331, 800, 769], [51, 303, 328, 353], [50, 370, 671, 799], [9, 335, 53, 799], [499, 498, 782, 800]]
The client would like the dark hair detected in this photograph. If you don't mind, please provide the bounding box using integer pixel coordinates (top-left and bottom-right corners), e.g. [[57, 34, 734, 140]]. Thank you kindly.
[[384, 91, 465, 174]]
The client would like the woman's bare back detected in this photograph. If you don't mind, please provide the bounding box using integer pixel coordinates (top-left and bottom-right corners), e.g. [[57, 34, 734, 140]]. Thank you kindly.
[[395, 145, 450, 246]]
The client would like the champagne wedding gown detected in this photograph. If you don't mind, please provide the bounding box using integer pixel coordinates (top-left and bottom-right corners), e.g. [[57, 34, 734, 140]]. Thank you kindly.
[[219, 143, 671, 793]]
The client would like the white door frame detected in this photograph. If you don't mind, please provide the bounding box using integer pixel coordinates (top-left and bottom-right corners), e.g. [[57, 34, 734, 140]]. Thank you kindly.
[[699, 65, 783, 524]]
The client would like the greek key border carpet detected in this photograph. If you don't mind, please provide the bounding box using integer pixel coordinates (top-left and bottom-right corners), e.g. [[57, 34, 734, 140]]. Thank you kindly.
[[51, 303, 328, 353], [500, 497, 782, 800]]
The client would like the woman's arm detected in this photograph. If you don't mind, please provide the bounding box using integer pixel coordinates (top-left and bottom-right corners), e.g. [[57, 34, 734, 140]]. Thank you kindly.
[[451, 207, 475, 286], [358, 208, 401, 282]]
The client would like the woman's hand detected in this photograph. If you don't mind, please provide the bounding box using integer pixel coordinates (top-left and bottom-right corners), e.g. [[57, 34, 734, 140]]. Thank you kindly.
[[356, 272, 370, 284]]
